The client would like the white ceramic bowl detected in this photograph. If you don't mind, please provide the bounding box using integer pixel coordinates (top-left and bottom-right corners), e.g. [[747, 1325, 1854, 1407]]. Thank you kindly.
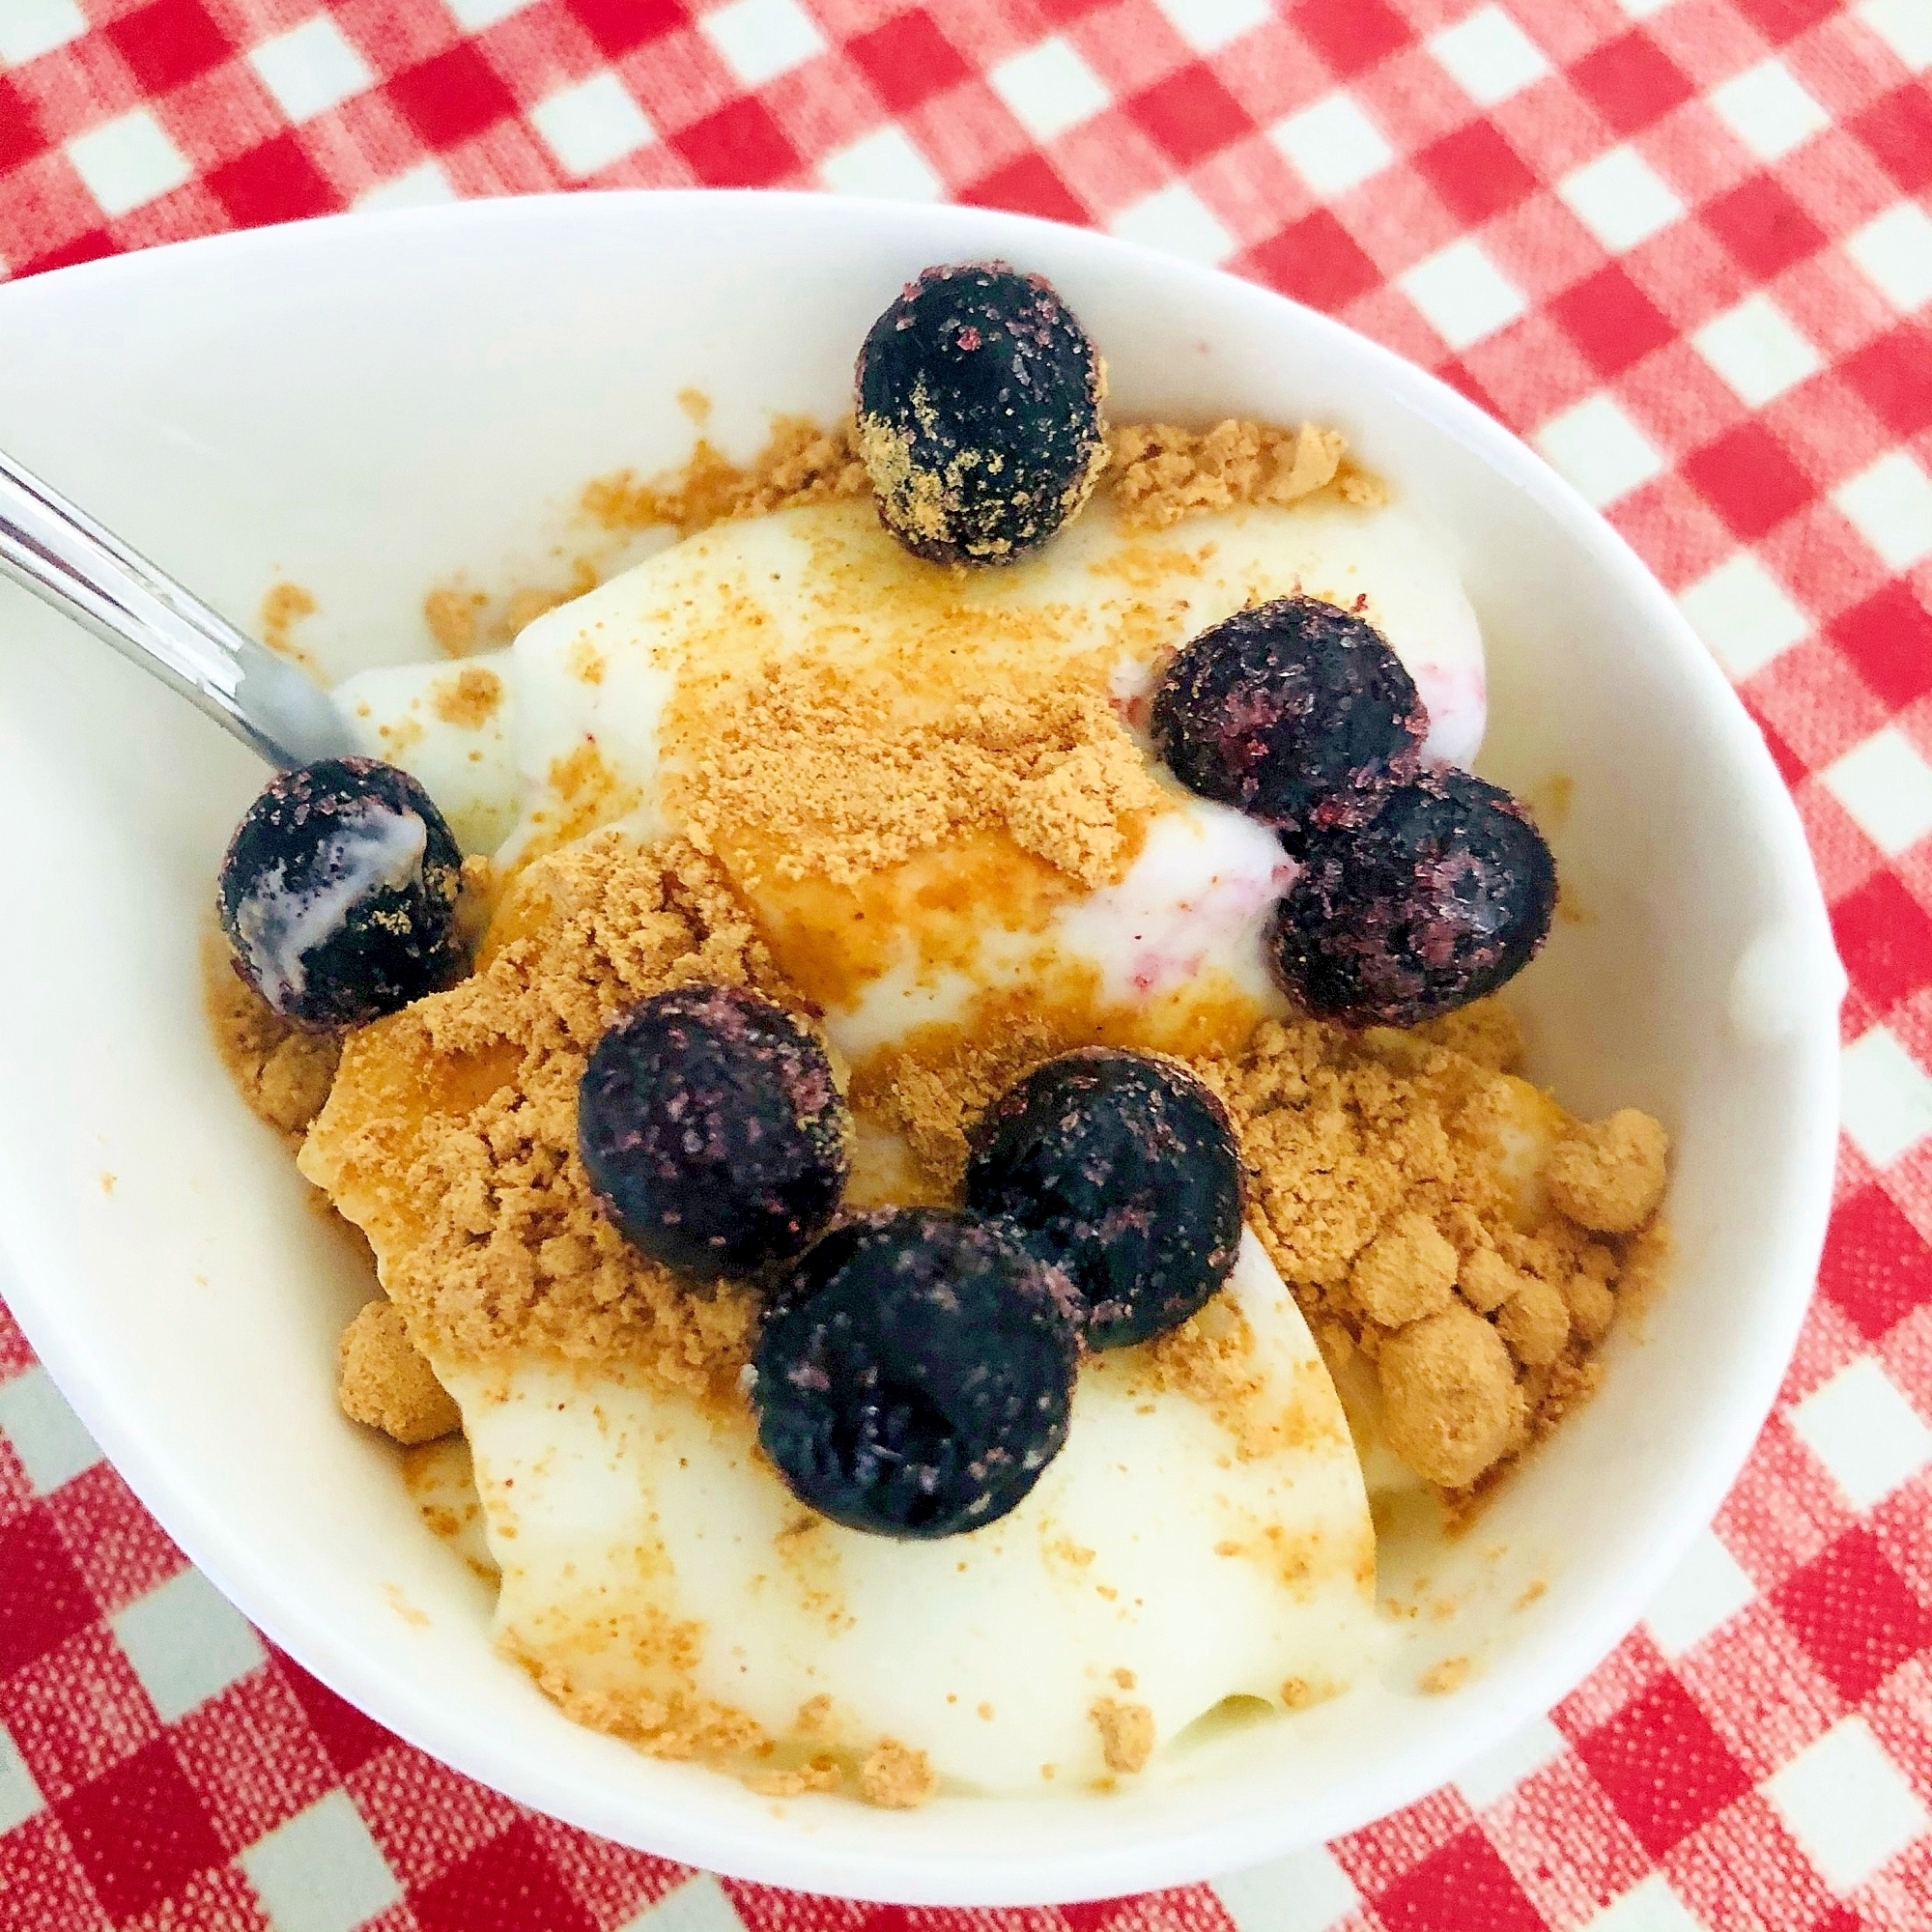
[[0, 193, 1842, 1905]]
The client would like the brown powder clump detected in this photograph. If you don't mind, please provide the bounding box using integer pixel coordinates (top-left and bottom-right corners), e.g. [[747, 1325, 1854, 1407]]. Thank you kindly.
[[671, 657, 1164, 893], [745, 1756, 843, 1799], [203, 939, 342, 1141], [1546, 1108, 1669, 1233], [1109, 419, 1348, 531], [432, 665, 503, 728], [299, 830, 787, 1399], [1349, 1210, 1458, 1327], [858, 1738, 938, 1809], [1198, 1002, 1669, 1503], [582, 415, 869, 541], [1091, 1698, 1156, 1775], [259, 582, 319, 669], [337, 1300, 461, 1445], [1378, 1307, 1522, 1489]]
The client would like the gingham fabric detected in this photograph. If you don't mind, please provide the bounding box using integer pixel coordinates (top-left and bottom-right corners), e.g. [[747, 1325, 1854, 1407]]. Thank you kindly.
[[1, 1, 1929, 1927]]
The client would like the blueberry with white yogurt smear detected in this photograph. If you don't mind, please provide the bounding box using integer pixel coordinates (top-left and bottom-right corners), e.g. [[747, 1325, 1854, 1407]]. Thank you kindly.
[[217, 757, 465, 1029], [965, 1049, 1244, 1349], [855, 261, 1108, 565], [579, 984, 850, 1279], [1151, 595, 1428, 842], [1268, 768, 1558, 1027], [753, 1208, 1081, 1538]]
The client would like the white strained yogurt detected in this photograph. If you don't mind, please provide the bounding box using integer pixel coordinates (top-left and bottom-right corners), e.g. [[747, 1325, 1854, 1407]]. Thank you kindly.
[[327, 484, 1493, 1792]]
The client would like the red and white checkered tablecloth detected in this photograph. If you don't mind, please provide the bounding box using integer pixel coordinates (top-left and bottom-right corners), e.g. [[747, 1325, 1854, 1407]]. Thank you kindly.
[[2, 1, 1929, 1927]]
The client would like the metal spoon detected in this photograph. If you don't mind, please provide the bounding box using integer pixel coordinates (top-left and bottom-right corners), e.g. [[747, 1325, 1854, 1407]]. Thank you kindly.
[[0, 445, 355, 769]]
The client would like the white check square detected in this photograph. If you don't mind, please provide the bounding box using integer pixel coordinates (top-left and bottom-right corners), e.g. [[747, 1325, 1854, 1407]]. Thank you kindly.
[[1709, 60, 1830, 162], [1791, 1355, 1932, 1510], [1847, 202, 1932, 313], [356, 159, 458, 211], [0, 1723, 42, 1837], [1535, 393, 1665, 508], [112, 1569, 267, 1723], [1456, 1715, 1568, 1809], [1692, 295, 1823, 408], [1214, 1842, 1360, 1932], [1675, 553, 1810, 680], [443, 0, 537, 27], [1429, 6, 1552, 107], [1401, 239, 1527, 351], [0, 0, 86, 67], [249, 17, 376, 125], [1766, 1717, 1930, 1893], [1824, 726, 1932, 857], [1582, 1873, 1707, 1932], [616, 1873, 749, 1932], [1835, 452, 1932, 572], [1645, 1526, 1757, 1657], [700, 0, 827, 88], [531, 72, 655, 179], [989, 36, 1111, 143], [1842, 1027, 1932, 1168], [1268, 92, 1393, 197], [66, 110, 192, 220], [1860, 0, 1932, 72], [0, 1366, 102, 1495], [819, 126, 943, 201], [1558, 145, 1685, 253], [1110, 183, 1236, 264], [1152, 0, 1272, 54], [241, 1791, 400, 1932]]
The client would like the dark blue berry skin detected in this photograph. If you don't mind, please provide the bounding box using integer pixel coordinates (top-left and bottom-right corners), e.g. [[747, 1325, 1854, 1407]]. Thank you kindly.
[[1150, 596, 1427, 841], [1268, 769, 1557, 1028], [579, 985, 849, 1280], [218, 756, 465, 1030], [964, 1049, 1243, 1350], [855, 260, 1107, 566], [753, 1208, 1081, 1539]]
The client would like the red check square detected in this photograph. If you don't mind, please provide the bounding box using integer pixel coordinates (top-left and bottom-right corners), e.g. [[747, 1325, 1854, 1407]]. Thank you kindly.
[[0, 1509, 96, 1680], [568, 0, 688, 60], [1572, 33, 1693, 137], [1416, 121, 1540, 227], [389, 43, 521, 150], [106, 0, 234, 98], [1704, 175, 1828, 279], [849, 11, 972, 116], [1852, 85, 1932, 194], [1251, 209, 1381, 312], [1684, 420, 1816, 539], [673, 97, 798, 187], [412, 1818, 598, 1932], [1372, 1826, 1545, 1932], [1551, 262, 1678, 378], [1293, 0, 1411, 79], [1773, 1525, 1932, 1703], [1575, 1675, 1754, 1859], [53, 1738, 223, 1923], [1817, 1183, 1932, 1342], [208, 132, 342, 228], [1127, 64, 1251, 168]]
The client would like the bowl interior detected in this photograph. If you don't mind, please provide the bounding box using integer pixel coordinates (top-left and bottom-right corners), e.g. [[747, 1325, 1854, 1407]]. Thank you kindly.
[[0, 193, 1840, 1904]]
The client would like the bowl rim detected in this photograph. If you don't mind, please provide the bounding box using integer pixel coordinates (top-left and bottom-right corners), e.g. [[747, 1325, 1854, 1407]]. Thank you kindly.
[[0, 188, 1843, 1905]]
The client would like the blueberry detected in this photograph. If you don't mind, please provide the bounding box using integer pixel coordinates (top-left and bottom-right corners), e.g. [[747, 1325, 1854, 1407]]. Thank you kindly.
[[964, 1049, 1243, 1350], [579, 984, 849, 1279], [854, 260, 1108, 566], [1151, 597, 1428, 838], [753, 1208, 1080, 1539], [1267, 769, 1557, 1028], [217, 756, 465, 1030]]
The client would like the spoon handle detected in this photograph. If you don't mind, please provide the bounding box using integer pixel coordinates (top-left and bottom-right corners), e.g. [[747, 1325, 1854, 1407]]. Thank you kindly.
[[0, 446, 353, 770]]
